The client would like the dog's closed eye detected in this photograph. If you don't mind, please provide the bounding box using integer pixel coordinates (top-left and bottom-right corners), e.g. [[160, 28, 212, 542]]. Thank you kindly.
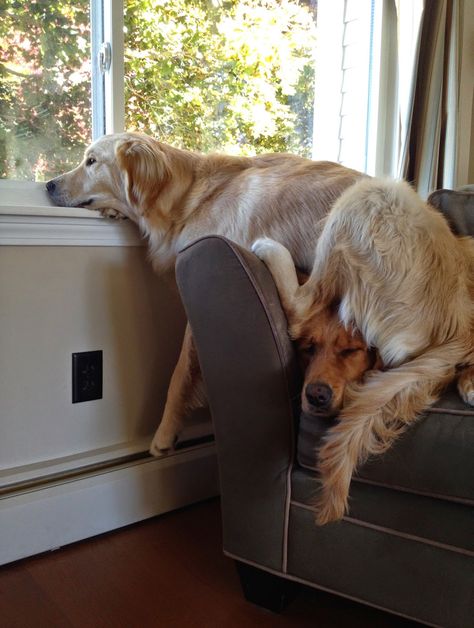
[[339, 348, 361, 357]]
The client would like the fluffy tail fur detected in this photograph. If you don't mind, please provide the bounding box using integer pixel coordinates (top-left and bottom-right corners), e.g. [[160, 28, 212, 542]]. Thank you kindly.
[[315, 340, 466, 525]]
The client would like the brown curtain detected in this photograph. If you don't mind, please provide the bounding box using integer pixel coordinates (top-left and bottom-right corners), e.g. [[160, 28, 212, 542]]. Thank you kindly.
[[401, 0, 460, 197]]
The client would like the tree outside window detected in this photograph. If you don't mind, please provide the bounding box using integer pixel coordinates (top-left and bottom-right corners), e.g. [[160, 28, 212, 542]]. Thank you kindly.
[[0, 0, 317, 181]]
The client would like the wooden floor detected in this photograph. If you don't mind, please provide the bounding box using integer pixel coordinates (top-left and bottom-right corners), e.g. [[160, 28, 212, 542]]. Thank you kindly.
[[0, 498, 417, 628]]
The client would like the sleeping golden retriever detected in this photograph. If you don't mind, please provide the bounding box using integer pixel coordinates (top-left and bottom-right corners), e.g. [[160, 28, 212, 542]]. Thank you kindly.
[[252, 177, 474, 525], [292, 269, 380, 415], [295, 303, 381, 417], [45, 131, 365, 453]]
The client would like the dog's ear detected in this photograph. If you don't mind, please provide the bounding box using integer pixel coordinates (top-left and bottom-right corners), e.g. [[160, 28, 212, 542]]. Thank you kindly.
[[116, 135, 171, 215]]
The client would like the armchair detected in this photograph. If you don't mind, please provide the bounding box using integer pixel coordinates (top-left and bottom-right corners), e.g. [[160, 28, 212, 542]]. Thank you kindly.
[[174, 190, 474, 628]]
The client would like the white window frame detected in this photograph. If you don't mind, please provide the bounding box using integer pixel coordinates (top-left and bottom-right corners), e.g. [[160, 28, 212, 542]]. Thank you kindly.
[[312, 0, 394, 177], [91, 0, 106, 140], [90, 0, 125, 138], [102, 0, 125, 136]]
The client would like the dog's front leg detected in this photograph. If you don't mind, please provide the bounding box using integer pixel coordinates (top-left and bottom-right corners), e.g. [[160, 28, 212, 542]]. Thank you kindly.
[[252, 238, 310, 319], [99, 207, 126, 219], [149, 324, 206, 455], [314, 424, 355, 525]]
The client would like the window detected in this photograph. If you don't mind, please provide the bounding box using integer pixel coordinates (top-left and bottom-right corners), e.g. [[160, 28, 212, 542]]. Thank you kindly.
[[0, 1, 92, 181], [5, 0, 466, 189], [123, 0, 317, 157], [1, 0, 385, 185], [1, 0, 319, 182]]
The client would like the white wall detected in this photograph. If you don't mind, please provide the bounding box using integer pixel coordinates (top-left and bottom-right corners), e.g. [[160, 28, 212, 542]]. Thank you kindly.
[[0, 212, 218, 564], [0, 245, 184, 469]]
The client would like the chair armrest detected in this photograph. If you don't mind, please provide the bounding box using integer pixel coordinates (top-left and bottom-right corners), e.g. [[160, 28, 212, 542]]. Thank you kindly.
[[176, 236, 301, 571], [428, 188, 474, 236]]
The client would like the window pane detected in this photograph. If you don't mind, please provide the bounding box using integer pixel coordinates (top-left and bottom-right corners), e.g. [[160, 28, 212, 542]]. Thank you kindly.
[[0, 1, 92, 181], [124, 0, 317, 156]]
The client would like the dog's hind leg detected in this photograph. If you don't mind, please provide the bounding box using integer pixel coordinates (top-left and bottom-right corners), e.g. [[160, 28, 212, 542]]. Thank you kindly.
[[150, 324, 207, 455]]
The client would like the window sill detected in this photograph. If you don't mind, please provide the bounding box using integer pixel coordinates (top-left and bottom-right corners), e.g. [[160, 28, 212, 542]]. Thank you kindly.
[[0, 181, 143, 247]]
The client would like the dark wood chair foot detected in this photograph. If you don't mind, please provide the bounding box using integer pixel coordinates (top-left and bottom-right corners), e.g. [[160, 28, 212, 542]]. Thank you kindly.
[[235, 561, 300, 613]]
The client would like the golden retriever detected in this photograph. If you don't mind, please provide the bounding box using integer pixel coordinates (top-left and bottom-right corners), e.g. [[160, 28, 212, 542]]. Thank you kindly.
[[252, 177, 474, 525], [295, 303, 381, 417], [45, 132, 364, 453]]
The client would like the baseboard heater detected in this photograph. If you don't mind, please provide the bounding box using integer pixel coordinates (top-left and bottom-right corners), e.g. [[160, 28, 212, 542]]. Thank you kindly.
[[0, 432, 219, 565], [0, 433, 215, 499]]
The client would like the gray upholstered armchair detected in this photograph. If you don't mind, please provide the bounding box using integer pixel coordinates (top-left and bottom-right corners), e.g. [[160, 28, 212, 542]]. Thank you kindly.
[[175, 189, 474, 628]]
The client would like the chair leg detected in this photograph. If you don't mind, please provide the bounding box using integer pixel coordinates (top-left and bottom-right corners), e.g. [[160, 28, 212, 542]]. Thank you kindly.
[[235, 561, 300, 613]]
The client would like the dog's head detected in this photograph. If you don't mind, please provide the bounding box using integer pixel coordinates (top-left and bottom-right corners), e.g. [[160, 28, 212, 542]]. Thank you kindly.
[[45, 132, 173, 220], [292, 305, 381, 417]]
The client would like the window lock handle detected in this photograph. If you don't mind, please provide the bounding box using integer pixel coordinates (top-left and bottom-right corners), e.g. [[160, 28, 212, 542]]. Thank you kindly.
[[98, 42, 112, 74]]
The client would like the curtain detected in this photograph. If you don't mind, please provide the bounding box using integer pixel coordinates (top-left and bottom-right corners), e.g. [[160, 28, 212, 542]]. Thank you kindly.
[[396, 0, 460, 198]]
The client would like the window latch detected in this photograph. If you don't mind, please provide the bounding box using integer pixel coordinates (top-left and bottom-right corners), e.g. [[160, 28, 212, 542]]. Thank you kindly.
[[98, 42, 112, 74]]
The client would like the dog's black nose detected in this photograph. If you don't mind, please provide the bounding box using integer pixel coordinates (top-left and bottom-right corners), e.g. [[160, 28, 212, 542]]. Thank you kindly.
[[305, 382, 333, 409], [46, 180, 56, 194]]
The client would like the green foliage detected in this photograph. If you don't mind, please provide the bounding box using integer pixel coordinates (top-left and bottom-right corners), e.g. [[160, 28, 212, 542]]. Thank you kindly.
[[0, 0, 91, 180], [0, 0, 316, 180], [124, 0, 316, 155]]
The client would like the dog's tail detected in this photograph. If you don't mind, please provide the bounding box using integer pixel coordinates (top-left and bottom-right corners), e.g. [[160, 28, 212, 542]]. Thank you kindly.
[[315, 339, 467, 525]]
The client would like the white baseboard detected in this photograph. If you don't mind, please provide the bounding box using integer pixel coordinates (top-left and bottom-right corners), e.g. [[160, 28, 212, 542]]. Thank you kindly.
[[0, 444, 219, 566]]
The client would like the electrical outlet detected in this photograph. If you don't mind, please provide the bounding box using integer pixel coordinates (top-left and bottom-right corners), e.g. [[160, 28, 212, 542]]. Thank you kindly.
[[72, 351, 103, 403]]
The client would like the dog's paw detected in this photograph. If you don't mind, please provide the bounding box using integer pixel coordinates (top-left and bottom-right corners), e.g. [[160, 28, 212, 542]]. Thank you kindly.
[[100, 207, 125, 219], [149, 425, 177, 456], [457, 368, 474, 406]]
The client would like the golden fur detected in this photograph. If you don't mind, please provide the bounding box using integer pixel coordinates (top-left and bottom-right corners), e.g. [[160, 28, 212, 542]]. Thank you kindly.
[[253, 177, 474, 525], [46, 132, 364, 453]]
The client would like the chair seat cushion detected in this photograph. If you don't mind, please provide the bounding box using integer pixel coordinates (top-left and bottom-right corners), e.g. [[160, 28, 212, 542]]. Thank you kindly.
[[297, 385, 474, 503]]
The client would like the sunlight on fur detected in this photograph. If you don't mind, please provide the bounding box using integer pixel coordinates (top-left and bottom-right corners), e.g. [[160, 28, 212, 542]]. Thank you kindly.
[[253, 178, 474, 525]]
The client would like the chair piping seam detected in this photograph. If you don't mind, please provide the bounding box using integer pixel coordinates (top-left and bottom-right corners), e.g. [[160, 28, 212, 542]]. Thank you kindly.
[[290, 500, 474, 557], [296, 462, 474, 505]]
